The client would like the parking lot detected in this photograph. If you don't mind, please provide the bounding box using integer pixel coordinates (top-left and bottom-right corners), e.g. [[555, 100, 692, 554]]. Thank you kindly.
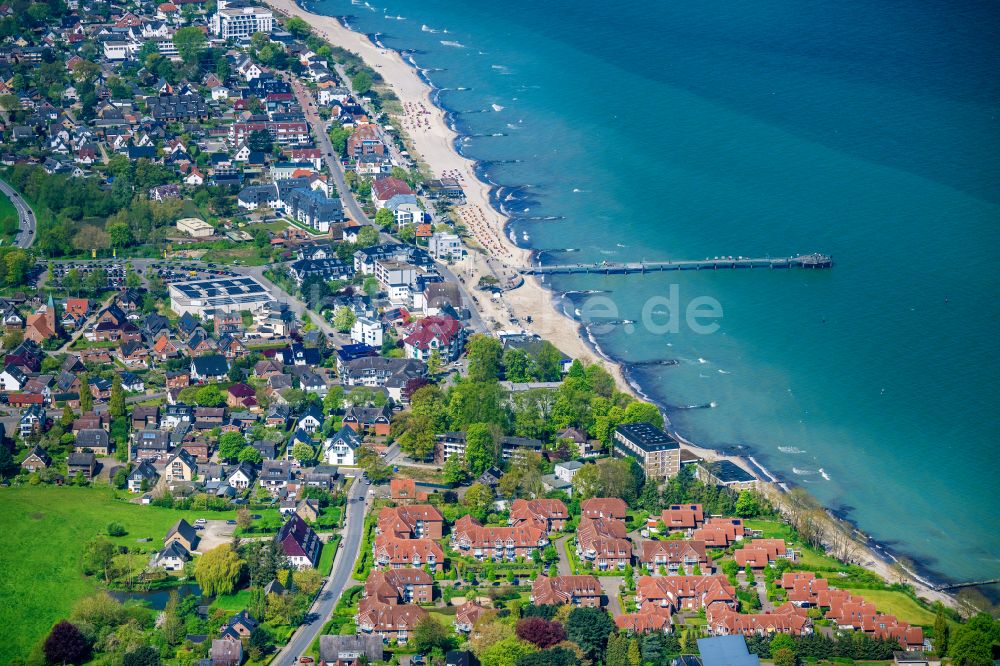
[[193, 519, 237, 552]]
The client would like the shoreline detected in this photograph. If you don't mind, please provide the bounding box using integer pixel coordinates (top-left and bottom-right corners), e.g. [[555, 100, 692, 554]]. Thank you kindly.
[[265, 0, 969, 613]]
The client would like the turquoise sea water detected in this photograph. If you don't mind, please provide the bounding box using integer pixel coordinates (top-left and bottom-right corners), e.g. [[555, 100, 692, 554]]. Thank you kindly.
[[310, 0, 1000, 589]]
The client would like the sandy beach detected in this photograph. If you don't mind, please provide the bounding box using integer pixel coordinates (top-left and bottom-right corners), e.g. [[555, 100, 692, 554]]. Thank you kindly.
[[264, 0, 965, 613], [265, 0, 623, 384]]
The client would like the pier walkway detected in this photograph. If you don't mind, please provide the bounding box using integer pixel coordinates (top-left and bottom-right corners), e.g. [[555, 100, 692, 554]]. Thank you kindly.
[[518, 253, 833, 276]]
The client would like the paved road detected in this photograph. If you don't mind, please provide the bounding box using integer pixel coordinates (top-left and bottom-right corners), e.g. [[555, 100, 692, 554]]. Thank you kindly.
[[0, 178, 36, 248], [600, 576, 624, 617], [555, 535, 573, 576], [288, 77, 369, 225], [275, 476, 369, 661]]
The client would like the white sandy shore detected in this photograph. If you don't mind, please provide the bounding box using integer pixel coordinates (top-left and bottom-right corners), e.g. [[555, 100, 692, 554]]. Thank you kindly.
[[265, 0, 964, 613], [265, 0, 620, 383]]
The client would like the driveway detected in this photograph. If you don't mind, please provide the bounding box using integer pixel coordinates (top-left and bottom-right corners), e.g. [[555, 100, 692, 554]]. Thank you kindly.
[[599, 576, 623, 617], [0, 177, 36, 249], [554, 535, 573, 576], [273, 477, 368, 660], [195, 520, 237, 552]]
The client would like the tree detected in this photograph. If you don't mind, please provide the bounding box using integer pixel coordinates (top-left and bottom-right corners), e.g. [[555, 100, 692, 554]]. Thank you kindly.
[[356, 225, 379, 247], [515, 617, 566, 649], [109, 375, 125, 418], [462, 482, 494, 521], [285, 16, 311, 37], [621, 401, 664, 429], [532, 341, 563, 381], [237, 506, 252, 531], [356, 445, 391, 482], [464, 422, 497, 475], [375, 207, 395, 229], [195, 544, 243, 596], [441, 454, 467, 486], [238, 446, 263, 465], [173, 26, 207, 65], [933, 603, 950, 656], [516, 647, 577, 666], [218, 431, 247, 461], [292, 441, 315, 464], [735, 490, 760, 518], [466, 334, 503, 382], [323, 385, 345, 414], [44, 620, 90, 665], [572, 462, 601, 500], [107, 521, 127, 537], [79, 374, 94, 412], [565, 606, 615, 662], [124, 646, 161, 666], [426, 348, 443, 376], [352, 70, 373, 96], [195, 384, 225, 407], [598, 458, 642, 504], [333, 306, 357, 333], [948, 613, 999, 665], [772, 647, 796, 666], [411, 615, 455, 654], [503, 348, 532, 382], [247, 128, 273, 153], [480, 637, 537, 666]]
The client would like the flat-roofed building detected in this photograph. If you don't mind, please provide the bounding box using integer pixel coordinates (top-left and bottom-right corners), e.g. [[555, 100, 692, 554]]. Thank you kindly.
[[169, 276, 274, 317], [613, 422, 681, 480], [176, 217, 215, 238], [697, 459, 759, 491]]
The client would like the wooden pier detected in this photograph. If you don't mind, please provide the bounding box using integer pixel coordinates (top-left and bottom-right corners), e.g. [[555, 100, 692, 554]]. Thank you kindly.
[[518, 253, 833, 276]]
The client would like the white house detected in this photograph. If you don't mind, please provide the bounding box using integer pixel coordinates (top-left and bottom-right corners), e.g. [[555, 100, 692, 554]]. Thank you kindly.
[[554, 460, 584, 484], [211, 85, 230, 101], [151, 541, 191, 571], [323, 426, 361, 466], [227, 463, 256, 490], [350, 316, 384, 348], [0, 365, 27, 392]]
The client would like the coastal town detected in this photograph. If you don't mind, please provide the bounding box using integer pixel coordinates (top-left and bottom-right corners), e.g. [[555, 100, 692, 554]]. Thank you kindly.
[[0, 0, 994, 666]]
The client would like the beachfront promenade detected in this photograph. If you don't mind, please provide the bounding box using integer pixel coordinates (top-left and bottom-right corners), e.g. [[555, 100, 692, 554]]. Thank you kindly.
[[519, 253, 833, 275]]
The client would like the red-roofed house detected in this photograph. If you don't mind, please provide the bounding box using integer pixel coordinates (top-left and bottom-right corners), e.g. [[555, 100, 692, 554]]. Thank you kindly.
[[371, 177, 413, 207], [402, 316, 465, 362], [357, 597, 426, 645], [510, 498, 568, 532], [451, 515, 549, 561], [635, 575, 736, 612], [658, 504, 705, 530], [576, 516, 631, 571], [581, 497, 628, 520], [373, 534, 444, 571], [707, 601, 811, 637], [734, 539, 788, 569], [614, 604, 673, 634], [377, 504, 445, 539], [455, 601, 489, 633], [363, 568, 433, 605], [227, 383, 258, 409], [531, 575, 602, 607], [639, 540, 711, 574], [692, 517, 746, 547]]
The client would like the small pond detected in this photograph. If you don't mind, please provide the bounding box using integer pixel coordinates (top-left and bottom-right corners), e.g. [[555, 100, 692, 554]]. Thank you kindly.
[[109, 583, 204, 610]]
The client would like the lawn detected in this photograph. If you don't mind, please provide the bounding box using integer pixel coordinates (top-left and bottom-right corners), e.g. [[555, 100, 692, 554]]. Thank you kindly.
[[318, 536, 341, 576], [200, 245, 270, 266], [0, 485, 239, 663], [847, 589, 938, 626], [210, 588, 255, 612]]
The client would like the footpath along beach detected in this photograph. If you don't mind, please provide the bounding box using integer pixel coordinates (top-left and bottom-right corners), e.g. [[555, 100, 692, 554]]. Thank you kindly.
[[265, 0, 965, 612]]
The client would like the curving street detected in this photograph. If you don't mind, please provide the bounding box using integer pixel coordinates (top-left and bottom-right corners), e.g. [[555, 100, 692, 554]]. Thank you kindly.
[[273, 476, 370, 661], [0, 178, 36, 249]]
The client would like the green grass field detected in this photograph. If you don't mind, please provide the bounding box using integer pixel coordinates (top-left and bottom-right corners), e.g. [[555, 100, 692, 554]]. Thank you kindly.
[[847, 589, 938, 626], [211, 588, 254, 612], [0, 486, 239, 663]]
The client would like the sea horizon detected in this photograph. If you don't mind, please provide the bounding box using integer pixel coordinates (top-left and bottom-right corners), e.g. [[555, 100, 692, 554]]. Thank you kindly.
[[309, 0, 1000, 600]]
